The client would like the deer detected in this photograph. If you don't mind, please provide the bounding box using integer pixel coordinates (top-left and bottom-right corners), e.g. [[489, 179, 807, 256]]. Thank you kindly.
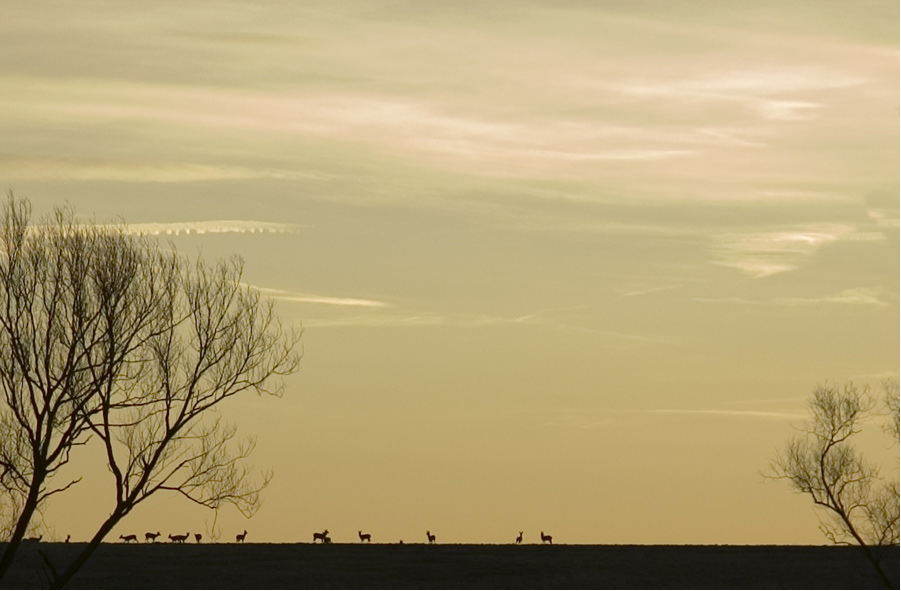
[[236, 530, 248, 543], [323, 535, 332, 544], [426, 531, 436, 544], [358, 531, 371, 543], [540, 531, 553, 545], [515, 531, 523, 545], [145, 531, 161, 543], [65, 534, 70, 543], [119, 534, 137, 543], [312, 529, 329, 543], [169, 533, 189, 543], [195, 533, 203, 543]]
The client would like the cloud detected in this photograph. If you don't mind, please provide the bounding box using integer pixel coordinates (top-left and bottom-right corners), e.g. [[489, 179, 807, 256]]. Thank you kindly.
[[710, 224, 881, 277], [253, 286, 391, 308], [113, 221, 303, 236], [630, 408, 806, 421], [516, 404, 807, 430], [297, 304, 669, 344], [693, 287, 890, 307], [0, 156, 272, 183]]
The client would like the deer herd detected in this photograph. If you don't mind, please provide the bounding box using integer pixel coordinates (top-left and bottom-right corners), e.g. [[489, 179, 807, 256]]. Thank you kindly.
[[28, 528, 557, 545], [107, 529, 555, 544]]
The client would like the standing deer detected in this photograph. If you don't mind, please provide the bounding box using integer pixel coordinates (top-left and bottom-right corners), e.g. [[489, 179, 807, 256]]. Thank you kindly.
[[236, 530, 248, 543], [65, 535, 70, 543], [426, 531, 436, 544], [540, 531, 553, 545], [169, 533, 189, 543], [145, 531, 161, 543], [194, 533, 203, 543], [358, 531, 371, 543], [119, 534, 137, 543], [312, 529, 329, 543], [515, 531, 523, 545]]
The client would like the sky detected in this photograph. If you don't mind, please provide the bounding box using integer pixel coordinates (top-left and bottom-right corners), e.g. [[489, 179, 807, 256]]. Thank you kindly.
[[1, 1, 898, 545]]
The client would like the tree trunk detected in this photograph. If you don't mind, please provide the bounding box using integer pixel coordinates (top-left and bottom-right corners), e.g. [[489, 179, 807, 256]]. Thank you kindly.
[[0, 475, 44, 583], [51, 510, 125, 589]]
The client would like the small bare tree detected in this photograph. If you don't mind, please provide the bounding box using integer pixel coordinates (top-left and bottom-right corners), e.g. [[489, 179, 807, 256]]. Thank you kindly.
[[769, 381, 899, 588]]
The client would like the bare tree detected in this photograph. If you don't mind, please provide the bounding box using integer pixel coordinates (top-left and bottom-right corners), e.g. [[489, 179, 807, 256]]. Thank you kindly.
[[0, 194, 174, 581], [51, 254, 300, 587], [0, 194, 300, 587], [769, 381, 899, 588]]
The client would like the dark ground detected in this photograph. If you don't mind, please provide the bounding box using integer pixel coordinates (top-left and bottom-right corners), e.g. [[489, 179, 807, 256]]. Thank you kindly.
[[2, 543, 898, 589]]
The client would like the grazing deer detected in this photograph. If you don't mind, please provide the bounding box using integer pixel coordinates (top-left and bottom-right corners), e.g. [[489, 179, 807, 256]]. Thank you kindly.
[[540, 531, 552, 545], [194, 533, 202, 543], [145, 531, 161, 543], [169, 533, 189, 543], [515, 531, 523, 545], [236, 530, 248, 543], [323, 535, 332, 544], [426, 531, 436, 544], [312, 529, 329, 543], [119, 534, 137, 543], [358, 531, 371, 543]]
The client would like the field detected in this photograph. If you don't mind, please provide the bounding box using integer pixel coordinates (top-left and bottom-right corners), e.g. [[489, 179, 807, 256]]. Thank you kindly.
[[3, 543, 898, 589]]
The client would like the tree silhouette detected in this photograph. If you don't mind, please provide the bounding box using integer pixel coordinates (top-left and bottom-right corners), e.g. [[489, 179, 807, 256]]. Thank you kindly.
[[769, 380, 899, 588], [0, 193, 301, 587]]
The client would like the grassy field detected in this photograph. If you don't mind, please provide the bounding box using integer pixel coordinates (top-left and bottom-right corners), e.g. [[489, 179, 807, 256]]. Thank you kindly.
[[3, 543, 898, 589]]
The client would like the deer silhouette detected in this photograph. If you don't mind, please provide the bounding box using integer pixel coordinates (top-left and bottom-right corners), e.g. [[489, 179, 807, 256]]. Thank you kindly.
[[313, 529, 329, 543], [169, 533, 189, 543], [145, 531, 161, 543], [119, 534, 137, 543], [358, 531, 371, 543], [236, 530, 248, 543], [194, 533, 203, 543], [540, 531, 553, 544], [65, 534, 70, 543], [426, 531, 436, 544], [515, 531, 523, 545], [323, 535, 332, 544]]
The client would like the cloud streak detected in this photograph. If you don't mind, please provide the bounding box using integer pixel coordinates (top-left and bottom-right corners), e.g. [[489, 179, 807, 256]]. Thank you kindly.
[[710, 224, 884, 277], [253, 286, 391, 308], [629, 408, 807, 421], [112, 221, 303, 236], [694, 288, 890, 307]]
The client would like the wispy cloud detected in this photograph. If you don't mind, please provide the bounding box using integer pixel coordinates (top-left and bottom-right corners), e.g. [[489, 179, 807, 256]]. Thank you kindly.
[[694, 287, 890, 307], [0, 156, 275, 183], [254, 286, 391, 308], [629, 408, 807, 421], [0, 155, 333, 184], [112, 221, 303, 236], [298, 304, 669, 344], [710, 224, 883, 277], [619, 285, 683, 298], [513, 404, 807, 430]]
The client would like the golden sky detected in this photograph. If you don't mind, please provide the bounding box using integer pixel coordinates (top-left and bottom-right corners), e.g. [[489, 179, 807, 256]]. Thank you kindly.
[[2, 1, 898, 544]]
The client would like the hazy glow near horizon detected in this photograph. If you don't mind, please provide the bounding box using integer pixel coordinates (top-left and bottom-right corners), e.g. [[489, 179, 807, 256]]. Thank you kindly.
[[0, 1, 897, 545]]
